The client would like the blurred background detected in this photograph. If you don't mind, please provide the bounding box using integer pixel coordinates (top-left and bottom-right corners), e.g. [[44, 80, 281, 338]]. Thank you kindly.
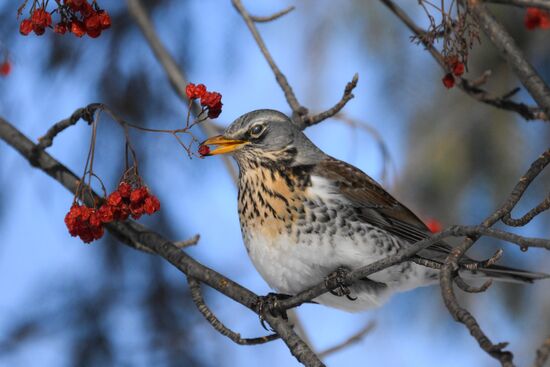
[[0, 1, 549, 366]]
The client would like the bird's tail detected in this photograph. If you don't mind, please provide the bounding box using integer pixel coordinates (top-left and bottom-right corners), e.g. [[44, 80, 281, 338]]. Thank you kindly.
[[466, 264, 549, 284]]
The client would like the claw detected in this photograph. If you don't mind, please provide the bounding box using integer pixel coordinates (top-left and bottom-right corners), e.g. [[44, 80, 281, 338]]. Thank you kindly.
[[325, 266, 356, 301], [255, 292, 291, 330]]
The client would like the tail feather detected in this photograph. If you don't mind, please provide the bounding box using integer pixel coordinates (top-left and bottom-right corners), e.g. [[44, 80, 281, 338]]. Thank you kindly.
[[477, 264, 549, 284]]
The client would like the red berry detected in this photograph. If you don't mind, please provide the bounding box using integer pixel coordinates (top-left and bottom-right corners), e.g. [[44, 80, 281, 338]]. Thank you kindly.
[[98, 204, 115, 223], [118, 182, 132, 198], [144, 195, 161, 215], [71, 20, 86, 37], [426, 219, 442, 233], [198, 144, 210, 156], [54, 23, 68, 35], [31, 8, 52, 28], [130, 187, 148, 204], [207, 106, 222, 119], [20, 19, 33, 35], [185, 83, 207, 99], [0, 61, 11, 76], [525, 8, 550, 30], [85, 13, 101, 32], [107, 191, 123, 207], [200, 91, 222, 109], [452, 62, 465, 77], [442, 73, 455, 89], [98, 10, 111, 29]]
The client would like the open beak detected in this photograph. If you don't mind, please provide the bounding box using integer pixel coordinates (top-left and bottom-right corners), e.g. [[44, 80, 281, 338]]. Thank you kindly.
[[199, 135, 247, 156]]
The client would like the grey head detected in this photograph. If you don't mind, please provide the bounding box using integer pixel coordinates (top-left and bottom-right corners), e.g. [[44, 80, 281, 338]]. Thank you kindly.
[[201, 109, 326, 169]]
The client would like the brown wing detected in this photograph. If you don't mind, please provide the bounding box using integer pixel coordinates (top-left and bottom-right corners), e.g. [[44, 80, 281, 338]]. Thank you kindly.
[[313, 157, 452, 262]]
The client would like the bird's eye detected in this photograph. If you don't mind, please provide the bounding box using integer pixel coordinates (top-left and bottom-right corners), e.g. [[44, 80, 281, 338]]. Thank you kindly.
[[249, 124, 265, 138]]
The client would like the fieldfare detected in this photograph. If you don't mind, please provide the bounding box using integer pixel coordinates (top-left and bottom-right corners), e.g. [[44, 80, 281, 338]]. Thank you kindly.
[[200, 109, 547, 312]]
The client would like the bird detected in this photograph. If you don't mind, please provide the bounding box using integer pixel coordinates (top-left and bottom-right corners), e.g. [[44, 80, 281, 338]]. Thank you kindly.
[[199, 109, 547, 312]]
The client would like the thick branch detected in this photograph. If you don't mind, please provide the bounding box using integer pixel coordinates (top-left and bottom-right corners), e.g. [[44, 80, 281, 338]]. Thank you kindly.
[[0, 116, 325, 367], [467, 0, 550, 116]]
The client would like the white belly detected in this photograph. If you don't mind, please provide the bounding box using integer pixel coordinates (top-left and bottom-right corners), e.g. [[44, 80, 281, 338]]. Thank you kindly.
[[243, 224, 436, 312]]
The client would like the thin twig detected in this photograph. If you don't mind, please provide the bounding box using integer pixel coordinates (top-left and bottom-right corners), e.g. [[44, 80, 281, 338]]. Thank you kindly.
[[300, 74, 359, 129], [187, 277, 279, 345], [250, 6, 295, 23], [318, 321, 376, 358], [174, 234, 201, 249], [502, 195, 550, 227], [36, 103, 102, 149], [231, 0, 308, 122]]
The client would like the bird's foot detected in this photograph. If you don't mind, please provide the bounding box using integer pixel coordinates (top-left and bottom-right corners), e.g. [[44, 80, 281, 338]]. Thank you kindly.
[[325, 266, 357, 301], [255, 292, 291, 331]]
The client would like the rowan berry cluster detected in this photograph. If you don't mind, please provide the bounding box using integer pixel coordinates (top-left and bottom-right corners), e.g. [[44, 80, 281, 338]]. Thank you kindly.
[[65, 181, 160, 243], [185, 83, 223, 118], [441, 55, 466, 89], [525, 7, 550, 30], [19, 0, 111, 38]]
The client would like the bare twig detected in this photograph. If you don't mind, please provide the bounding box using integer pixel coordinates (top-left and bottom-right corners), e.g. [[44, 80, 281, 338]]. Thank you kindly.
[[0, 116, 325, 367], [486, 0, 550, 12], [502, 195, 550, 227], [250, 6, 295, 23], [467, 0, 550, 116], [379, 0, 548, 122], [300, 74, 359, 129], [439, 148, 550, 367], [231, 0, 308, 121], [174, 234, 200, 249], [187, 277, 279, 345], [232, 0, 359, 128], [318, 321, 375, 358], [37, 103, 102, 149]]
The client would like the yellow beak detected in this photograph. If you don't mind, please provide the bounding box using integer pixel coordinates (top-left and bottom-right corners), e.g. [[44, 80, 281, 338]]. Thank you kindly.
[[199, 135, 247, 156]]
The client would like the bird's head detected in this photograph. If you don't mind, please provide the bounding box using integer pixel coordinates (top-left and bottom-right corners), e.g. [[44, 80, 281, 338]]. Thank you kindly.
[[199, 109, 323, 168]]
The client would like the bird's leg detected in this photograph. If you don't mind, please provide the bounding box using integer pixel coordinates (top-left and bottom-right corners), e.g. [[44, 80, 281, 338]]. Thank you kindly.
[[325, 266, 357, 301], [255, 292, 291, 331]]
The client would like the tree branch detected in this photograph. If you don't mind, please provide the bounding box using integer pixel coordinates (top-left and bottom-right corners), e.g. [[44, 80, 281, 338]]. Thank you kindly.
[[231, 0, 359, 128], [379, 0, 548, 122], [0, 116, 325, 367], [187, 276, 279, 345], [249, 6, 295, 23], [231, 0, 308, 121]]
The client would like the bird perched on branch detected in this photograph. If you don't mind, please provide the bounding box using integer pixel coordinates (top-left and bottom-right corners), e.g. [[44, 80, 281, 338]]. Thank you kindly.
[[200, 109, 547, 312]]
